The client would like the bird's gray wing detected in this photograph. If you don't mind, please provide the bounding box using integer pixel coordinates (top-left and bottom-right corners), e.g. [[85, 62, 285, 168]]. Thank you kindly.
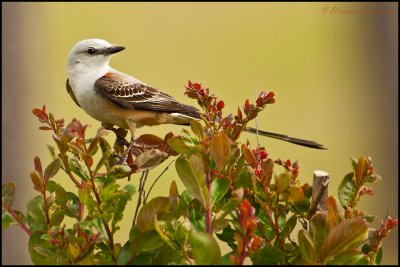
[[66, 78, 81, 107], [94, 73, 200, 118]]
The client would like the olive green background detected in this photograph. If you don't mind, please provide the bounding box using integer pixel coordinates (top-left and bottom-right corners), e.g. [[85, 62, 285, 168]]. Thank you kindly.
[[2, 2, 398, 264]]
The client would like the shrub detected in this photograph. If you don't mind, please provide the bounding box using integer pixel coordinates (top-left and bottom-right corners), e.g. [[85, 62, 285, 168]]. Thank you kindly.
[[2, 81, 397, 265]]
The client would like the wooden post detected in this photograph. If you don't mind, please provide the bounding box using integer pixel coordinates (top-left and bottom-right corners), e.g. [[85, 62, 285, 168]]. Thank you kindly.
[[307, 170, 330, 219]]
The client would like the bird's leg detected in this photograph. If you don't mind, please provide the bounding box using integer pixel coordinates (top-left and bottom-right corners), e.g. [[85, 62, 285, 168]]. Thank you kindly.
[[101, 122, 129, 146], [118, 119, 137, 165]]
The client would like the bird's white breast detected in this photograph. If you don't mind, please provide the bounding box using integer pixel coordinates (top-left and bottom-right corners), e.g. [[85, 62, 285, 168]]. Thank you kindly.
[[68, 66, 130, 129]]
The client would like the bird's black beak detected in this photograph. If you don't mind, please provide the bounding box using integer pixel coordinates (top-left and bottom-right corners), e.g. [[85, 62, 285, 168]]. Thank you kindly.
[[106, 45, 125, 55]]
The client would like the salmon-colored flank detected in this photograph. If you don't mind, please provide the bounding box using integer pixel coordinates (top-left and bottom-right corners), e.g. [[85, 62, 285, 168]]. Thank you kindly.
[[103, 72, 114, 78]]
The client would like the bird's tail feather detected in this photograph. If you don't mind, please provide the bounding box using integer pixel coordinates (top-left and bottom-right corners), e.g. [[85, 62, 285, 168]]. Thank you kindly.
[[245, 127, 326, 149]]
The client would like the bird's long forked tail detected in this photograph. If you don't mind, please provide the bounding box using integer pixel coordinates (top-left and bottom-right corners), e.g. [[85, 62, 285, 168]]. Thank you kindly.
[[245, 127, 326, 149]]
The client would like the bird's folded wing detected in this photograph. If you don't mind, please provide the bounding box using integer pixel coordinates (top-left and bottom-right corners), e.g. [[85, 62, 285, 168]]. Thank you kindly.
[[66, 79, 81, 107], [94, 73, 199, 116]]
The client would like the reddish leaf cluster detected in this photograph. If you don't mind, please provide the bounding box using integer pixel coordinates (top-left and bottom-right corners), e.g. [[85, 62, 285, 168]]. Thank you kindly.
[[274, 159, 299, 178], [32, 105, 64, 133], [184, 80, 207, 99], [184, 81, 276, 142], [358, 186, 375, 196], [66, 118, 88, 141], [369, 216, 399, 253], [256, 91, 275, 107], [231, 199, 262, 265], [379, 216, 398, 239], [252, 147, 268, 162]]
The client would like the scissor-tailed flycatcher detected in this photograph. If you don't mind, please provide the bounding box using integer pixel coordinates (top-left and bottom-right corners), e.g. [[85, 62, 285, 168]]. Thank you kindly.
[[66, 39, 324, 149]]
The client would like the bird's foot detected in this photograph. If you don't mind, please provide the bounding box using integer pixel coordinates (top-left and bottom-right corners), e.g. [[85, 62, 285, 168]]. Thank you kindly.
[[118, 137, 136, 165]]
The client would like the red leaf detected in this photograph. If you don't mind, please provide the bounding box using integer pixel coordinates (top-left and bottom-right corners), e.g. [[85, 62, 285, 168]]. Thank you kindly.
[[32, 105, 49, 123], [244, 99, 251, 114], [39, 126, 53, 131], [237, 107, 243, 121], [34, 156, 43, 178], [217, 100, 225, 111]]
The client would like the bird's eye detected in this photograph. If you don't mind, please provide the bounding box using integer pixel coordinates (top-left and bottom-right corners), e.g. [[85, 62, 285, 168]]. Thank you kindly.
[[87, 47, 97, 55]]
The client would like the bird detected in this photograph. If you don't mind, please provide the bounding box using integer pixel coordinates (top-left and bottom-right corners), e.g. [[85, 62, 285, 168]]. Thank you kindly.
[[66, 39, 324, 149]]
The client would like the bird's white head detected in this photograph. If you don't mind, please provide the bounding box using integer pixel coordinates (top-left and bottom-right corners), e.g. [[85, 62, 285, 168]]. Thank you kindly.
[[67, 39, 125, 76]]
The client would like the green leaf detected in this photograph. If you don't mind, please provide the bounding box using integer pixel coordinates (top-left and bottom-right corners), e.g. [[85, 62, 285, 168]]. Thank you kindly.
[[181, 189, 195, 206], [298, 229, 317, 263], [310, 212, 328, 254], [154, 217, 182, 253], [30, 171, 45, 194], [2, 212, 16, 230], [46, 181, 68, 206], [256, 208, 276, 241], [338, 172, 356, 208], [250, 244, 286, 265], [65, 192, 80, 218], [118, 242, 133, 265], [234, 166, 254, 189], [277, 172, 290, 193], [188, 231, 221, 265], [107, 164, 132, 179], [28, 231, 69, 264], [50, 209, 65, 226], [277, 212, 287, 228], [26, 196, 47, 232], [190, 120, 204, 140], [220, 252, 235, 265], [44, 158, 61, 181], [226, 143, 241, 171], [319, 218, 368, 263], [188, 199, 205, 232], [216, 225, 235, 243], [375, 246, 383, 264], [175, 155, 207, 208], [210, 132, 231, 171], [111, 184, 135, 233], [2, 182, 16, 207], [211, 178, 230, 208], [211, 218, 229, 233], [69, 157, 89, 181], [327, 249, 369, 265], [129, 229, 164, 254], [281, 214, 297, 239], [152, 244, 186, 265], [167, 135, 194, 155], [137, 197, 170, 232], [94, 148, 115, 174], [130, 250, 158, 265]]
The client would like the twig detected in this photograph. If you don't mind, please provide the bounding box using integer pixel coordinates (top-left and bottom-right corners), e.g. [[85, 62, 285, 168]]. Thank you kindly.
[[60, 154, 81, 188], [84, 159, 117, 264], [2, 203, 32, 236], [144, 160, 175, 204], [132, 170, 149, 226], [205, 169, 212, 233], [254, 91, 260, 147]]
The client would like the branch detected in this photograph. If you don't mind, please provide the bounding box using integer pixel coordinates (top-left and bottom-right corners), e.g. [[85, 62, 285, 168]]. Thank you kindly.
[[307, 170, 330, 219]]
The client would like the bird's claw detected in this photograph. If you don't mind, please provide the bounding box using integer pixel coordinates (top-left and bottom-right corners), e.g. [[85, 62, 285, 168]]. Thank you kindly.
[[118, 137, 136, 165]]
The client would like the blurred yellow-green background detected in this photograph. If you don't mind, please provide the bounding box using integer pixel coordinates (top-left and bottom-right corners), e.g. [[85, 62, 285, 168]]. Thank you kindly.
[[2, 2, 398, 264]]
